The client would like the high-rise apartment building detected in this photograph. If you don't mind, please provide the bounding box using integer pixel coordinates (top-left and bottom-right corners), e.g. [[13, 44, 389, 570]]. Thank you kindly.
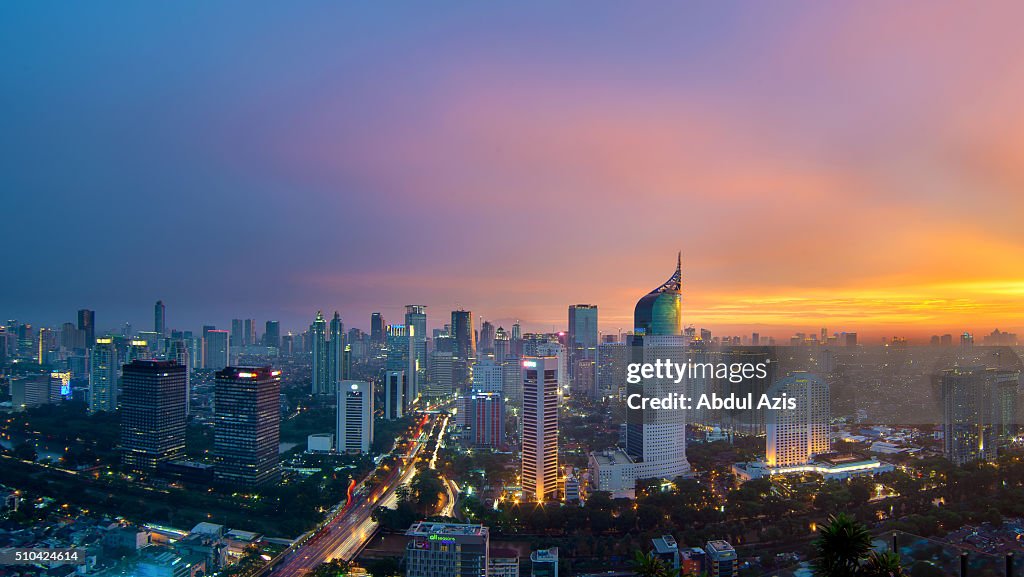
[[404, 522, 489, 577], [941, 366, 1002, 465], [765, 372, 830, 468], [328, 311, 346, 388], [522, 356, 559, 501], [470, 391, 505, 449], [310, 311, 328, 395], [213, 366, 281, 487], [89, 337, 118, 413], [120, 360, 186, 473], [337, 380, 373, 453]]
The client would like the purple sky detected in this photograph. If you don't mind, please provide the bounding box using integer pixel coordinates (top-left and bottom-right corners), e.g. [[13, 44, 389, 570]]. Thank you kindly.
[[4, 3, 1024, 340]]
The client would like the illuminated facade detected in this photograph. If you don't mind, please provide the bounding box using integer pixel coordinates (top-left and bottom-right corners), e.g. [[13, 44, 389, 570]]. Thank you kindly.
[[310, 311, 328, 395], [213, 366, 282, 487], [522, 356, 559, 501], [89, 337, 118, 413], [765, 372, 830, 467], [337, 380, 373, 453], [120, 360, 187, 473]]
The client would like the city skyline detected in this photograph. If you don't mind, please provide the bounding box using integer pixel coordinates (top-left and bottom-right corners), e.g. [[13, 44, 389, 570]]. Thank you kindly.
[[4, 4, 1024, 339]]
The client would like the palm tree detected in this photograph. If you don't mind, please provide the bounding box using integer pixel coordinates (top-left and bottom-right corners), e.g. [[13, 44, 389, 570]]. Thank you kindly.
[[811, 513, 872, 577], [631, 550, 679, 577], [861, 551, 906, 577]]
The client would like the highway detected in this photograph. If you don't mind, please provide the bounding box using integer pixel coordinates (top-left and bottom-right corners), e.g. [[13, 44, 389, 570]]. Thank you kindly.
[[259, 413, 446, 577]]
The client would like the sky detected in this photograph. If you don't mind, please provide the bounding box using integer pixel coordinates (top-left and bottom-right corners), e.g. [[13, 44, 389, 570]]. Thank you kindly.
[[3, 3, 1024, 341]]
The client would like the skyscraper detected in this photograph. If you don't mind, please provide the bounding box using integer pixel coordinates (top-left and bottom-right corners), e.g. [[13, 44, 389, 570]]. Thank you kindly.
[[231, 319, 244, 348], [120, 360, 186, 473], [568, 304, 599, 397], [405, 305, 427, 391], [765, 372, 830, 467], [479, 320, 496, 357], [370, 312, 386, 346], [310, 311, 328, 395], [168, 339, 192, 414], [264, 320, 281, 349], [471, 391, 505, 449], [522, 356, 559, 502], [625, 254, 690, 481], [203, 330, 230, 370], [89, 337, 118, 413], [213, 366, 281, 487], [243, 318, 256, 347], [384, 370, 406, 420], [941, 366, 1001, 465], [328, 311, 346, 388], [452, 310, 476, 391], [77, 309, 95, 347], [154, 300, 165, 336], [337, 380, 373, 453]]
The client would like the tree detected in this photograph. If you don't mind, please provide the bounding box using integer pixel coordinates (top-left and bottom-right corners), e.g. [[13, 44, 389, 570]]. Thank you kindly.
[[862, 551, 906, 577], [812, 513, 872, 577], [630, 550, 679, 577], [310, 559, 354, 577]]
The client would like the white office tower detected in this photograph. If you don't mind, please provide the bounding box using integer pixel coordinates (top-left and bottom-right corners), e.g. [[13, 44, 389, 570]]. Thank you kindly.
[[337, 380, 373, 453], [89, 337, 118, 413], [522, 356, 559, 502], [628, 334, 691, 480], [765, 372, 830, 467], [471, 359, 504, 393], [385, 370, 406, 420], [623, 255, 691, 481]]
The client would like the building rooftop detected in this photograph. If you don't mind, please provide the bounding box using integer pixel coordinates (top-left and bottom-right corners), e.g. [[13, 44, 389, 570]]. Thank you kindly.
[[652, 535, 678, 554], [406, 522, 487, 537]]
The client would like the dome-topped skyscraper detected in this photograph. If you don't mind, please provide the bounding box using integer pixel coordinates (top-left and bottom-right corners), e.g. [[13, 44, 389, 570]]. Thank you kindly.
[[633, 252, 683, 336]]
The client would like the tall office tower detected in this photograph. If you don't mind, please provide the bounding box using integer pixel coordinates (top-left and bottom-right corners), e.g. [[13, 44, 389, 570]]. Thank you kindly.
[[494, 327, 510, 360], [77, 309, 95, 347], [370, 312, 386, 346], [264, 320, 281, 349], [36, 327, 53, 365], [626, 254, 691, 481], [384, 370, 406, 420], [89, 337, 118, 413], [452, 310, 476, 391], [328, 311, 346, 388], [568, 304, 599, 395], [765, 372, 830, 467], [941, 366, 1001, 465], [511, 321, 523, 358], [471, 391, 505, 448], [597, 341, 627, 400], [337, 380, 373, 453], [203, 330, 230, 370], [479, 320, 496, 357], [310, 311, 328, 395], [231, 319, 244, 347], [404, 522, 489, 577], [168, 339, 192, 414], [522, 356, 559, 502], [154, 300, 166, 336], [242, 319, 255, 346], [429, 351, 454, 396], [120, 360, 186, 473], [213, 366, 281, 487], [471, 359, 504, 393], [718, 347, 776, 436], [405, 305, 428, 388]]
